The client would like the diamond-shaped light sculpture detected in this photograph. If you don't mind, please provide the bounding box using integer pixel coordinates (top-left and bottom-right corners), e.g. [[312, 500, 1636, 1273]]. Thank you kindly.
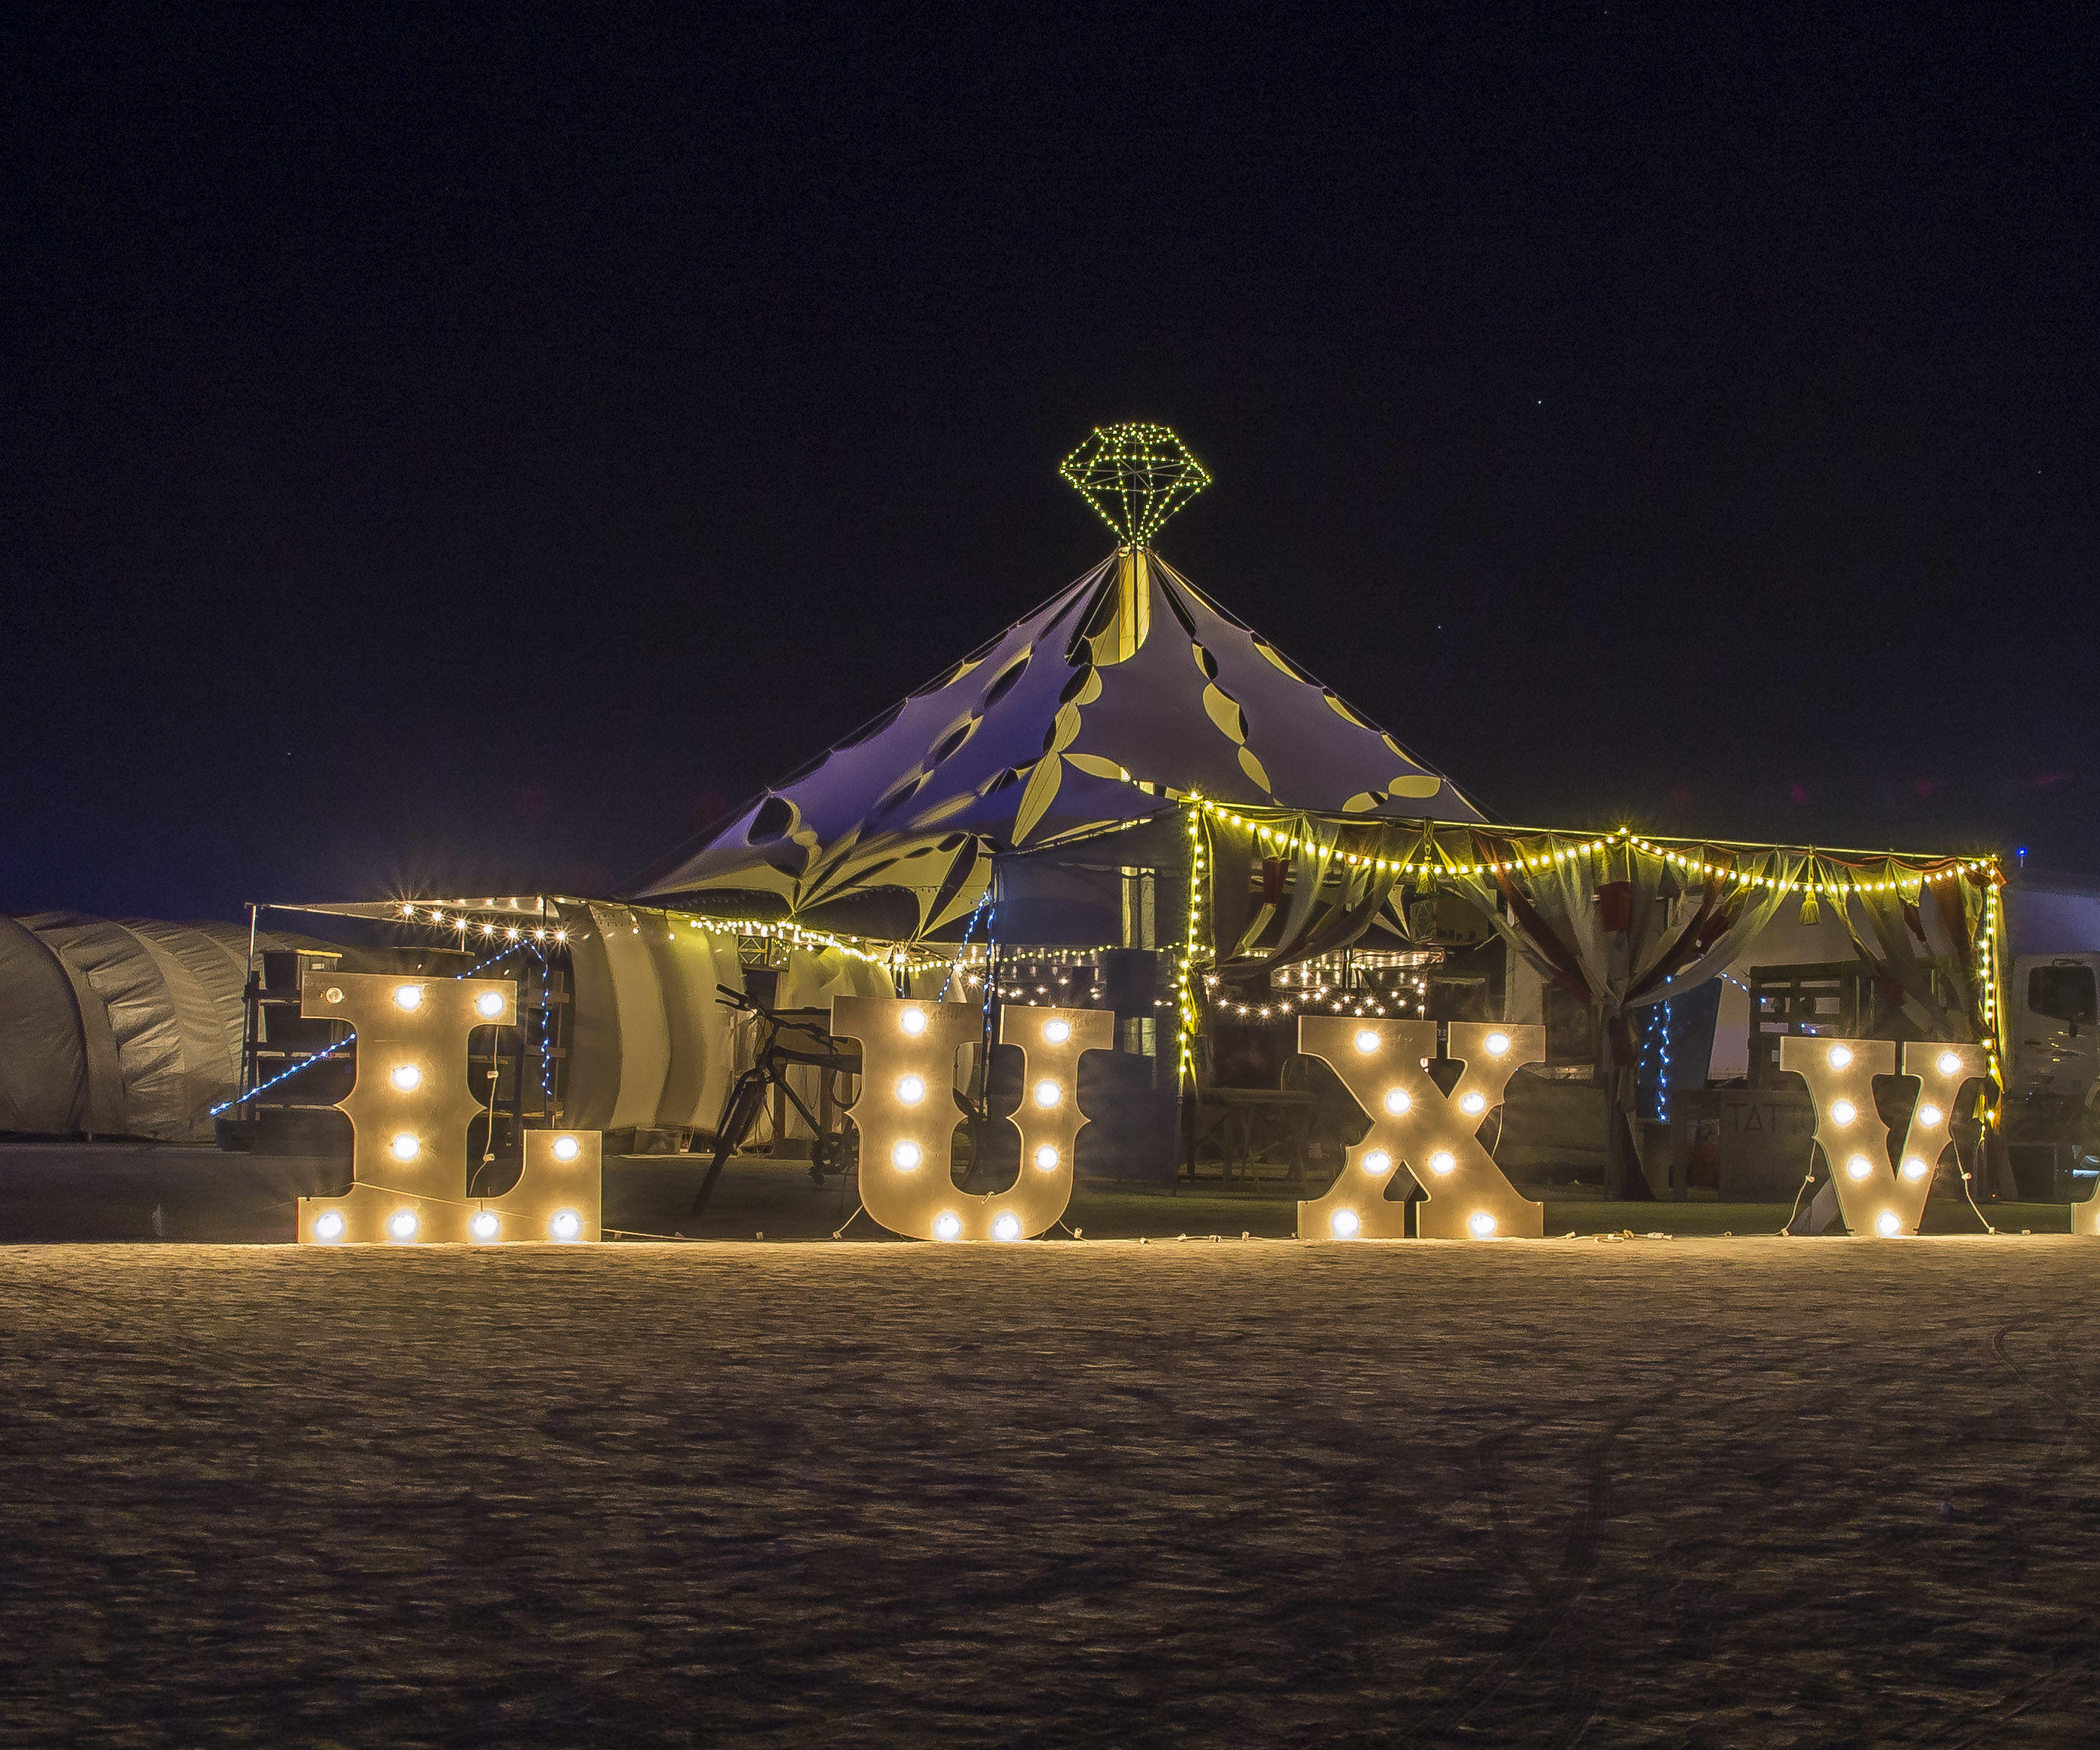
[[1059, 422, 1211, 546]]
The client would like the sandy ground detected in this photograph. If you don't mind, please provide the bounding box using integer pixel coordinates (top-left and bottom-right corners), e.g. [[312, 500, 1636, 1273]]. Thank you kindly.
[[4, 1238, 2098, 1747]]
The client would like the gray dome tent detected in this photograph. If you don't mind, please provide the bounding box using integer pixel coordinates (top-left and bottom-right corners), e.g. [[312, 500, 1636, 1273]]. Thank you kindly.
[[0, 914, 331, 1142]]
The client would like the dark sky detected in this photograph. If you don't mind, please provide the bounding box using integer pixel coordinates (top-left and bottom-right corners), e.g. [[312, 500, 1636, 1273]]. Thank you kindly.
[[7, 5, 2096, 921]]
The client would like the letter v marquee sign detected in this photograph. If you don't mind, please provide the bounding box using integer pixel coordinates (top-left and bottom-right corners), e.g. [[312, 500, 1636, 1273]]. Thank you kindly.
[[1298, 1018, 1547, 1241], [1780, 1036, 1987, 1237]]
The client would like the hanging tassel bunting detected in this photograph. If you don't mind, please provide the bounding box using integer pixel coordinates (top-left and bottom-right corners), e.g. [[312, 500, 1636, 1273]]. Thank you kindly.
[[1799, 887, 1821, 926], [1414, 858, 1435, 896]]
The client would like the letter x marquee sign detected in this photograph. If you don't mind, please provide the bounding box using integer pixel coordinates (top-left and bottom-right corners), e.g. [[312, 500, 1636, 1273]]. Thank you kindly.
[[295, 970, 602, 1245], [1298, 1018, 1548, 1241]]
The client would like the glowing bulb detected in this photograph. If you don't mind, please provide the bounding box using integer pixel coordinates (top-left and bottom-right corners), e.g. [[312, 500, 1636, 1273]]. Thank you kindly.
[[394, 985, 423, 1010], [1918, 1105, 1943, 1128], [470, 1210, 500, 1241], [1332, 1209, 1360, 1238], [1846, 1154, 1872, 1181], [475, 991, 504, 1018], [1485, 1032, 1510, 1056], [1384, 1088, 1410, 1115], [934, 1212, 961, 1241], [899, 1007, 927, 1035], [313, 1210, 344, 1241], [1429, 1151, 1456, 1175], [1876, 1211, 1902, 1237], [893, 1141, 922, 1170], [1363, 1149, 1391, 1174], [992, 1213, 1021, 1242], [391, 1063, 422, 1091], [391, 1133, 419, 1161], [1354, 1029, 1380, 1054], [1937, 1051, 1961, 1077], [324, 986, 344, 1004], [1468, 1213, 1497, 1238], [551, 1135, 580, 1161], [1033, 1079, 1061, 1107], [1828, 1045, 1852, 1068], [388, 1209, 419, 1241], [1044, 1018, 1070, 1043], [550, 1210, 581, 1241], [1902, 1157, 1929, 1181], [897, 1075, 926, 1104], [1460, 1091, 1486, 1116], [1830, 1101, 1856, 1125]]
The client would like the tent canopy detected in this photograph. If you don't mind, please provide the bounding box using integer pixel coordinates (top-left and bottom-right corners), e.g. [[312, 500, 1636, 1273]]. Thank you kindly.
[[634, 545, 1485, 933]]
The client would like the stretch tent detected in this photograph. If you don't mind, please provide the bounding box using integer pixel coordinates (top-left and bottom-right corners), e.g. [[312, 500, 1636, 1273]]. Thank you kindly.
[[632, 545, 1485, 929]]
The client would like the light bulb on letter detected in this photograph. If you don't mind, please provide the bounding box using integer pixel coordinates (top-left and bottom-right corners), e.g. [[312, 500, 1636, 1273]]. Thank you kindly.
[[1902, 1157, 1928, 1181], [899, 1008, 927, 1035], [391, 1063, 422, 1091], [1044, 1018, 1070, 1043], [1918, 1105, 1943, 1128], [470, 1210, 500, 1240], [933, 1212, 961, 1241], [1846, 1154, 1872, 1180], [1429, 1151, 1456, 1175], [897, 1076, 926, 1104], [388, 1209, 419, 1241], [992, 1213, 1021, 1242], [475, 991, 504, 1018], [1936, 1051, 1961, 1077], [1354, 1029, 1379, 1054], [1485, 1032, 1510, 1056], [1468, 1212, 1497, 1238], [1033, 1144, 1058, 1169], [1384, 1088, 1410, 1115], [1828, 1045, 1853, 1068], [1460, 1091, 1486, 1116], [1830, 1101, 1856, 1126], [1363, 1149, 1391, 1174], [314, 1210, 344, 1241], [394, 985, 423, 1010], [893, 1141, 922, 1170], [1332, 1209, 1360, 1238], [552, 1135, 580, 1161], [550, 1210, 581, 1241], [1033, 1079, 1060, 1107], [1876, 1211, 1902, 1237], [391, 1133, 419, 1161]]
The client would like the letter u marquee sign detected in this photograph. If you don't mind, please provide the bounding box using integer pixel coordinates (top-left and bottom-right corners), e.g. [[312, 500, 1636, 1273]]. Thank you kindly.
[[1298, 1018, 1547, 1241], [830, 996, 1114, 1241], [296, 970, 602, 1244]]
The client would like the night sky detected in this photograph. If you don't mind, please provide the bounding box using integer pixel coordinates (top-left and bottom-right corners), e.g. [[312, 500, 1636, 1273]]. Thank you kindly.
[[8, 6, 2097, 922]]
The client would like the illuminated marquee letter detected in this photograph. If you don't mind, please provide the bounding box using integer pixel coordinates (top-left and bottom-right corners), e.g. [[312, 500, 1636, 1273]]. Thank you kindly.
[[296, 970, 602, 1244], [1298, 1018, 1547, 1241], [1781, 1037, 1986, 1237], [831, 996, 1113, 1241]]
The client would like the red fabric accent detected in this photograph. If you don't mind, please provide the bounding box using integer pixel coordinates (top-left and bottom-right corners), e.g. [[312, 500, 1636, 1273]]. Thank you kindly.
[[1597, 881, 1632, 933], [1261, 858, 1286, 905]]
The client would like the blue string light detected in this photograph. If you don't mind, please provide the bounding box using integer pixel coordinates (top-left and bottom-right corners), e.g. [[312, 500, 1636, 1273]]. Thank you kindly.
[[939, 883, 994, 1001], [210, 1032, 357, 1116]]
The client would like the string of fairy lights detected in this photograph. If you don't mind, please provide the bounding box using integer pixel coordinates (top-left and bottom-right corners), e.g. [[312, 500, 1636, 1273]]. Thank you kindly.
[[1181, 796, 2010, 1107]]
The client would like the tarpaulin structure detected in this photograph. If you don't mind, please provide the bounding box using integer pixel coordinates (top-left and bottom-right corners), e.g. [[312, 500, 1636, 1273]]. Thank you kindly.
[[0, 915, 332, 1141]]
